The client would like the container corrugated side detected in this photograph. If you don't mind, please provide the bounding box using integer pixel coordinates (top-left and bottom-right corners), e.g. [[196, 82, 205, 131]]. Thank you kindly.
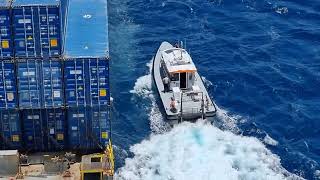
[[12, 5, 62, 58], [67, 106, 109, 151], [64, 58, 109, 107], [0, 61, 17, 109], [0, 110, 22, 150], [0, 8, 13, 58], [17, 59, 64, 109]]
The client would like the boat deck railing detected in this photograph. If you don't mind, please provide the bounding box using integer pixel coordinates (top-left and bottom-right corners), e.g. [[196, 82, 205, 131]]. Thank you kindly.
[[181, 92, 202, 102], [182, 107, 201, 116], [180, 92, 205, 120]]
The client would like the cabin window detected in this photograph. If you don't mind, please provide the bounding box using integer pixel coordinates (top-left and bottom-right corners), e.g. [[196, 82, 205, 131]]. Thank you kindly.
[[91, 157, 101, 162], [171, 73, 179, 81]]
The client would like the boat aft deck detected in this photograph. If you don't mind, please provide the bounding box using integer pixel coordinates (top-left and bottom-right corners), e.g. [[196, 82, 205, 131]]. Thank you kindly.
[[153, 42, 217, 120], [157, 73, 217, 120]]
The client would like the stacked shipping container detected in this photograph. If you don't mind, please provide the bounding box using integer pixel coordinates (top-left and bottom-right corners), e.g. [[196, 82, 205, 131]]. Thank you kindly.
[[0, 1, 13, 59], [64, 0, 110, 151], [22, 108, 65, 151], [12, 0, 65, 152], [0, 2, 21, 150], [0, 0, 111, 152], [12, 0, 62, 58], [17, 59, 64, 109]]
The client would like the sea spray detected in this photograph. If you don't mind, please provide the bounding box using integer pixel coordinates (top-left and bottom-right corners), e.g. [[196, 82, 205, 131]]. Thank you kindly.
[[130, 60, 170, 133], [122, 61, 302, 180], [116, 121, 299, 180]]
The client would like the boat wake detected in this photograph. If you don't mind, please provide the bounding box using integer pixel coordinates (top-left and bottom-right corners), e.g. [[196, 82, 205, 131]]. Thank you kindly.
[[130, 60, 170, 134], [115, 120, 300, 180], [120, 62, 300, 180]]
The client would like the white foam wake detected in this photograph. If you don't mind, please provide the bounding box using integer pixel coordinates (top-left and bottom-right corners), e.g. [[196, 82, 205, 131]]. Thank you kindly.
[[127, 62, 297, 180], [129, 62, 280, 144], [263, 134, 279, 146], [129, 73, 153, 97], [115, 121, 300, 180], [130, 60, 170, 133], [315, 170, 320, 179]]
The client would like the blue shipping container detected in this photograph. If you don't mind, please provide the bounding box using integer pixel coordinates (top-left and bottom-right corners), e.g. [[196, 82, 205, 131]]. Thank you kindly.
[[0, 110, 22, 150], [42, 108, 66, 151], [22, 109, 46, 151], [0, 7, 13, 58], [67, 106, 109, 150], [17, 60, 41, 108], [64, 59, 86, 106], [88, 106, 109, 148], [40, 60, 64, 108], [63, 0, 109, 57], [22, 108, 66, 152], [17, 59, 64, 109], [64, 58, 109, 107], [0, 61, 17, 109], [12, 0, 62, 58]]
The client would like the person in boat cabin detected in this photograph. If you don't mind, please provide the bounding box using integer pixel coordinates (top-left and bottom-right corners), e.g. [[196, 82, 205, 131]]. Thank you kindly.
[[163, 76, 170, 92]]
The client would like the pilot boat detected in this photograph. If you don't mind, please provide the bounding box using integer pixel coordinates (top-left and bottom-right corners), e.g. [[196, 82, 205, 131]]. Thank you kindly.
[[152, 41, 217, 123]]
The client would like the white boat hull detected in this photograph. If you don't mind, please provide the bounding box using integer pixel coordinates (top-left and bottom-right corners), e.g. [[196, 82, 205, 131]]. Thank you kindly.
[[152, 42, 217, 122]]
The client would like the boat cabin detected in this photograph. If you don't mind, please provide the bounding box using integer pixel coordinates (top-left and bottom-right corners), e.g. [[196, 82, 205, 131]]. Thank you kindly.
[[153, 42, 217, 121], [160, 48, 197, 91]]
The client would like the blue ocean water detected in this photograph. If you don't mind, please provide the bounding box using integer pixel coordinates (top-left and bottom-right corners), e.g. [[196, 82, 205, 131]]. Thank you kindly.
[[108, 0, 320, 179]]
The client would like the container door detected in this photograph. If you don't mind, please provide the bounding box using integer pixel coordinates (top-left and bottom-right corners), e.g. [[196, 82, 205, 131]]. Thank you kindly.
[[0, 9, 13, 58], [17, 60, 41, 109], [88, 59, 109, 106], [0, 62, 17, 109], [41, 60, 63, 108], [42, 109, 65, 151], [65, 60, 86, 107], [0, 110, 22, 150], [22, 109, 46, 151], [38, 6, 61, 57], [13, 7, 38, 57], [67, 107, 89, 150], [89, 106, 109, 149], [13, 6, 61, 58]]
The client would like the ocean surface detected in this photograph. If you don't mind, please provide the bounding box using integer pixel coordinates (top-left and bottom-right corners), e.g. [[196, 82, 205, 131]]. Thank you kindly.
[[107, 0, 320, 179]]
